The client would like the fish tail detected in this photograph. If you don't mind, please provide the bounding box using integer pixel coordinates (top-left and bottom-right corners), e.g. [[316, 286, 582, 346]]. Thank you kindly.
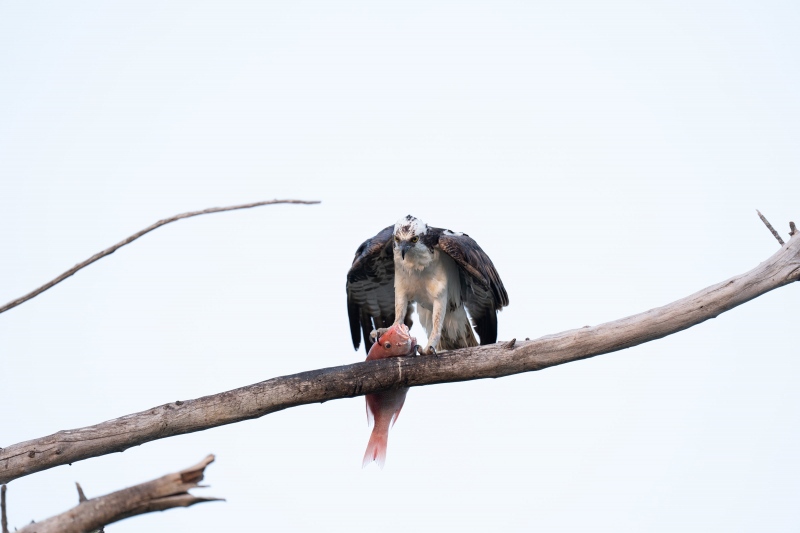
[[362, 428, 389, 468]]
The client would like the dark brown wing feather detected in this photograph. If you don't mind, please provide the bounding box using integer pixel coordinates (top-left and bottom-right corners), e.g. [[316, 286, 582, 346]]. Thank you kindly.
[[346, 226, 395, 354], [435, 229, 509, 345]]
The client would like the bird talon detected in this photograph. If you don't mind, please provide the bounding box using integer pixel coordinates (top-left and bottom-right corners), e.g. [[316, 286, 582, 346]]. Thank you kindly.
[[370, 328, 389, 342], [422, 345, 437, 356]]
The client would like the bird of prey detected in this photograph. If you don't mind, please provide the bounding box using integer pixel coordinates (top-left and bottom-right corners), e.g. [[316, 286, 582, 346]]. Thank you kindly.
[[346, 215, 509, 355]]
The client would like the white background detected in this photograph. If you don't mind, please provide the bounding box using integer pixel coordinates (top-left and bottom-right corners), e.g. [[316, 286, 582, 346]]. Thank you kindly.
[[1, 1, 799, 531]]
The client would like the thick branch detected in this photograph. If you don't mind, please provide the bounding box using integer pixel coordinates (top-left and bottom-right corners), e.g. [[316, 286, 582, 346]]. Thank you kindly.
[[1, 232, 799, 485], [15, 455, 219, 533], [0, 199, 320, 315]]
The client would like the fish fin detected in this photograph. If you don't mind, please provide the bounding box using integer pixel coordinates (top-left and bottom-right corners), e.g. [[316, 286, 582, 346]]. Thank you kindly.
[[366, 395, 379, 427], [391, 405, 403, 428], [362, 429, 388, 468], [366, 400, 374, 427]]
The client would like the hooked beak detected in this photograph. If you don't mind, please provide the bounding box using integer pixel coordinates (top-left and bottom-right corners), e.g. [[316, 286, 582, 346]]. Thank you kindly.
[[399, 242, 412, 260]]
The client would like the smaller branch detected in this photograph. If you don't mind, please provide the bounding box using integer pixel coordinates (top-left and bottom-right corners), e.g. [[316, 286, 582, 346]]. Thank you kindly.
[[16, 455, 221, 533], [0, 199, 320, 315], [790, 221, 798, 237], [75, 484, 104, 533], [502, 338, 516, 349], [1, 484, 8, 533], [75, 483, 88, 503], [757, 209, 785, 245]]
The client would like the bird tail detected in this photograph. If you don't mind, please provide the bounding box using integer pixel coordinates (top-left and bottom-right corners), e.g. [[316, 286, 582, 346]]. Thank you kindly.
[[438, 318, 479, 350], [362, 429, 388, 468]]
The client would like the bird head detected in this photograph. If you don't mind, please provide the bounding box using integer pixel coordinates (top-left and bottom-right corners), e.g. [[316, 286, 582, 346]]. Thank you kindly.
[[393, 215, 429, 261]]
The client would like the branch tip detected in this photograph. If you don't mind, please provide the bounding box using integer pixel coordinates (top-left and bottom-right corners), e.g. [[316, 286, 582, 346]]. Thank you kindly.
[[502, 338, 516, 349], [179, 455, 215, 485], [790, 221, 797, 237]]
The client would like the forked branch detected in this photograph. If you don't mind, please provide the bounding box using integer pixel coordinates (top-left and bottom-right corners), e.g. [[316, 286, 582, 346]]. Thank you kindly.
[[11, 455, 220, 533], [1, 223, 798, 486], [0, 199, 320, 315]]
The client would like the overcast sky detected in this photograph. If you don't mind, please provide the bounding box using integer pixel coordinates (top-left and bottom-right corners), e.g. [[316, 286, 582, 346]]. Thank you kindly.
[[1, 1, 799, 531]]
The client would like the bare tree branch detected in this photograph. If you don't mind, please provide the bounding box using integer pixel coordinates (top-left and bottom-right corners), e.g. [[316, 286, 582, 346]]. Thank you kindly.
[[1, 229, 799, 485], [0, 199, 320, 315], [14, 455, 219, 533], [757, 209, 785, 245]]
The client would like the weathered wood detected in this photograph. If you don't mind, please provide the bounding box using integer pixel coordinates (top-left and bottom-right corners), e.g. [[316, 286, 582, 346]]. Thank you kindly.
[[1, 231, 798, 485], [15, 456, 219, 533], [0, 199, 320, 315]]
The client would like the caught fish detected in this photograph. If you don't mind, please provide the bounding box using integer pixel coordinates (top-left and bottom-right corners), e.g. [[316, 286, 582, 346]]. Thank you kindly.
[[362, 323, 417, 468]]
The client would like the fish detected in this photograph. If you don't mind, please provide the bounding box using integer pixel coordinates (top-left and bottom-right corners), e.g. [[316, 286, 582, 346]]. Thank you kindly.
[[362, 323, 417, 468]]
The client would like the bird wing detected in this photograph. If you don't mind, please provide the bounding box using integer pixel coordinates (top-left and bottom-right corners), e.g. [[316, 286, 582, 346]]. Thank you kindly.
[[346, 225, 396, 354], [435, 229, 509, 345]]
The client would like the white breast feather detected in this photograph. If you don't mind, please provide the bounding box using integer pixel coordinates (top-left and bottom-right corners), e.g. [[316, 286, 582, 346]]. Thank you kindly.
[[395, 249, 470, 345]]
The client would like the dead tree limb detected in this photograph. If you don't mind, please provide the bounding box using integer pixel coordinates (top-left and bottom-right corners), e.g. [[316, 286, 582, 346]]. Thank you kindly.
[[1, 227, 799, 485], [0, 199, 320, 315], [13, 455, 219, 533]]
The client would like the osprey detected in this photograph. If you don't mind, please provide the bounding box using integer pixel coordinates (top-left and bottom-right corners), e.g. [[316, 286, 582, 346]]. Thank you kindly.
[[346, 215, 509, 355]]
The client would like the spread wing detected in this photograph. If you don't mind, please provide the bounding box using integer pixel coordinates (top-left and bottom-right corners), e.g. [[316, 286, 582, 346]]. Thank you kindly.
[[435, 229, 509, 345], [346, 226, 395, 354]]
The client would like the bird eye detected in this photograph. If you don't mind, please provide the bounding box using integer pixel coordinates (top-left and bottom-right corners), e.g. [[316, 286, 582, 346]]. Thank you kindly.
[[411, 236, 419, 243], [394, 236, 400, 242], [384, 342, 391, 349]]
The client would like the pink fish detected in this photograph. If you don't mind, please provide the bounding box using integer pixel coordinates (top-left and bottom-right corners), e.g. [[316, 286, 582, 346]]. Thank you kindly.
[[362, 323, 417, 468]]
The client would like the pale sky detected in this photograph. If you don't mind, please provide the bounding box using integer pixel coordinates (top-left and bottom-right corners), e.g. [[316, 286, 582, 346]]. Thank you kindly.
[[1, 1, 799, 531]]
